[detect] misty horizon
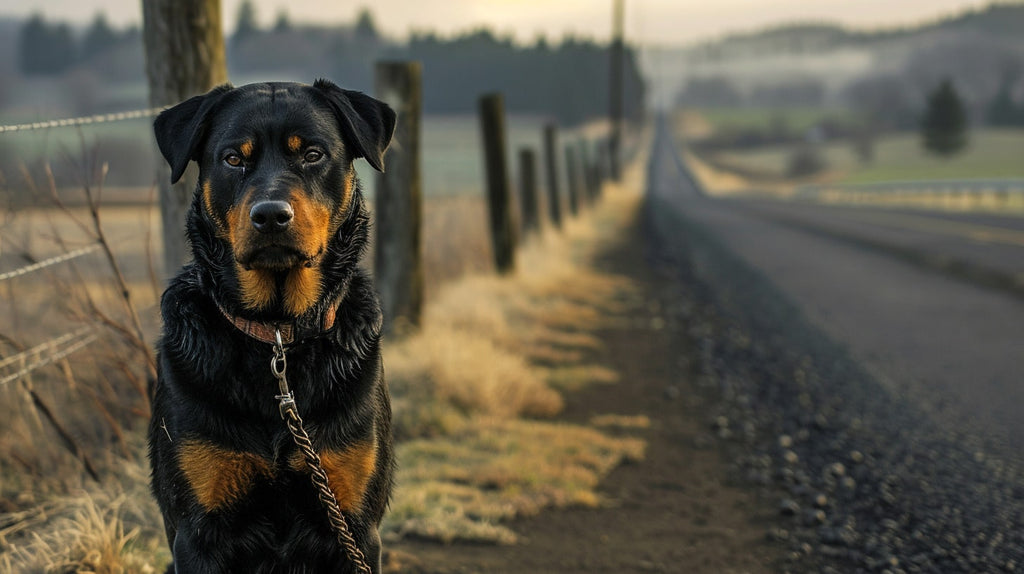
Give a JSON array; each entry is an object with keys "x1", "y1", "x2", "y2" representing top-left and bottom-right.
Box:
[{"x1": 0, "y1": 0, "x2": 1000, "y2": 47}]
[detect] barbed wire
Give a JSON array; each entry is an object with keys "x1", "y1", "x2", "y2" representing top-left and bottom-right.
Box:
[
  {"x1": 0, "y1": 244, "x2": 101, "y2": 283},
  {"x1": 0, "y1": 326, "x2": 93, "y2": 371},
  {"x1": 0, "y1": 327, "x2": 98, "y2": 386},
  {"x1": 0, "y1": 107, "x2": 165, "y2": 134}
]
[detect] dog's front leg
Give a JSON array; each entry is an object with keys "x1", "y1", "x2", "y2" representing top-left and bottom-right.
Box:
[
  {"x1": 170, "y1": 526, "x2": 223, "y2": 574},
  {"x1": 366, "y1": 527, "x2": 383, "y2": 574}
]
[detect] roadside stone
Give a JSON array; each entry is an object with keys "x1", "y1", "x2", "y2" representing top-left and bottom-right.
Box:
[{"x1": 779, "y1": 499, "x2": 800, "y2": 516}]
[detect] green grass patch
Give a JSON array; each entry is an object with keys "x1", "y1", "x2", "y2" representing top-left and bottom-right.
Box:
[
  {"x1": 712, "y1": 129, "x2": 1024, "y2": 184},
  {"x1": 696, "y1": 106, "x2": 863, "y2": 134}
]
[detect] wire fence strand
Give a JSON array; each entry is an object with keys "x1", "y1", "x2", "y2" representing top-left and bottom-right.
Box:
[
  {"x1": 0, "y1": 244, "x2": 102, "y2": 283},
  {"x1": 0, "y1": 327, "x2": 98, "y2": 387},
  {"x1": 0, "y1": 107, "x2": 164, "y2": 134}
]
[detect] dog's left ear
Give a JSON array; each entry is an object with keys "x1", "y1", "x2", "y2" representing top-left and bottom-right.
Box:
[
  {"x1": 154, "y1": 84, "x2": 234, "y2": 184},
  {"x1": 313, "y1": 79, "x2": 396, "y2": 173}
]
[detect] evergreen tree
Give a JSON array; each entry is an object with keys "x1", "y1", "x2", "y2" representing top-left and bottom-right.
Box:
[
  {"x1": 986, "y1": 78, "x2": 1024, "y2": 127},
  {"x1": 273, "y1": 10, "x2": 291, "y2": 33},
  {"x1": 921, "y1": 78, "x2": 969, "y2": 157},
  {"x1": 234, "y1": 1, "x2": 258, "y2": 46},
  {"x1": 82, "y1": 12, "x2": 118, "y2": 61},
  {"x1": 18, "y1": 14, "x2": 77, "y2": 75},
  {"x1": 354, "y1": 9, "x2": 379, "y2": 42}
]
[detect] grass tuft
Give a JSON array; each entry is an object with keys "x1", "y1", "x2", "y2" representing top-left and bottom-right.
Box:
[{"x1": 384, "y1": 418, "x2": 645, "y2": 544}]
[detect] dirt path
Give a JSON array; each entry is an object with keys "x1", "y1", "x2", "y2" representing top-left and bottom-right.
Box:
[{"x1": 386, "y1": 212, "x2": 782, "y2": 573}]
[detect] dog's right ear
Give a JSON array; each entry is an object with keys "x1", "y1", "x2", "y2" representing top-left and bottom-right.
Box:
[{"x1": 153, "y1": 84, "x2": 234, "y2": 184}]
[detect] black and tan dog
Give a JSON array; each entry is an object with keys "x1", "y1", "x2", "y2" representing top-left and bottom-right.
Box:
[{"x1": 148, "y1": 80, "x2": 395, "y2": 573}]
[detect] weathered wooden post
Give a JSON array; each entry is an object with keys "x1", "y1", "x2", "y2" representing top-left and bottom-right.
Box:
[
  {"x1": 142, "y1": 0, "x2": 228, "y2": 275},
  {"x1": 564, "y1": 145, "x2": 581, "y2": 217},
  {"x1": 375, "y1": 61, "x2": 424, "y2": 334},
  {"x1": 580, "y1": 140, "x2": 596, "y2": 203},
  {"x1": 478, "y1": 93, "x2": 516, "y2": 274},
  {"x1": 609, "y1": 0, "x2": 625, "y2": 181},
  {"x1": 517, "y1": 148, "x2": 541, "y2": 237},
  {"x1": 543, "y1": 124, "x2": 563, "y2": 229}
]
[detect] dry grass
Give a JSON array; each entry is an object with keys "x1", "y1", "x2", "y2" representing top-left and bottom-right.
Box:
[
  {"x1": 384, "y1": 418, "x2": 645, "y2": 544},
  {"x1": 590, "y1": 414, "x2": 652, "y2": 430},
  {"x1": 381, "y1": 150, "x2": 653, "y2": 544},
  {"x1": 0, "y1": 455, "x2": 164, "y2": 574}
]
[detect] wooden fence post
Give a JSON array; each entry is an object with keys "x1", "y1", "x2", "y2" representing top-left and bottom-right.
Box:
[
  {"x1": 375, "y1": 61, "x2": 423, "y2": 334},
  {"x1": 518, "y1": 148, "x2": 540, "y2": 237},
  {"x1": 565, "y1": 145, "x2": 581, "y2": 217},
  {"x1": 543, "y1": 124, "x2": 563, "y2": 229},
  {"x1": 580, "y1": 140, "x2": 596, "y2": 204},
  {"x1": 609, "y1": 0, "x2": 625, "y2": 182},
  {"x1": 142, "y1": 0, "x2": 228, "y2": 276},
  {"x1": 478, "y1": 93, "x2": 516, "y2": 274}
]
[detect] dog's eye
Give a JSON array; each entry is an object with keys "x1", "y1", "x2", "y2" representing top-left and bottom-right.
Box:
[
  {"x1": 303, "y1": 150, "x2": 324, "y2": 163},
  {"x1": 224, "y1": 154, "x2": 243, "y2": 167}
]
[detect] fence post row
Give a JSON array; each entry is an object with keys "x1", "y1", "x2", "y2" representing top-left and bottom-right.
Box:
[
  {"x1": 518, "y1": 148, "x2": 541, "y2": 238},
  {"x1": 375, "y1": 61, "x2": 424, "y2": 334},
  {"x1": 478, "y1": 93, "x2": 517, "y2": 274},
  {"x1": 142, "y1": 0, "x2": 228, "y2": 277},
  {"x1": 542, "y1": 124, "x2": 563, "y2": 230}
]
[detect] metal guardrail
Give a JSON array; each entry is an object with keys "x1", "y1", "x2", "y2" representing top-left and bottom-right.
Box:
[
  {"x1": 796, "y1": 179, "x2": 1024, "y2": 199},
  {"x1": 794, "y1": 179, "x2": 1024, "y2": 211}
]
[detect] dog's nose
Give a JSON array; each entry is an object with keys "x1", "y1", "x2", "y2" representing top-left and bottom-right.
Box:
[{"x1": 250, "y1": 201, "x2": 294, "y2": 234}]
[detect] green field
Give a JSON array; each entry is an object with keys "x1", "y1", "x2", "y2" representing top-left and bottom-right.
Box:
[
  {"x1": 695, "y1": 106, "x2": 863, "y2": 134},
  {"x1": 712, "y1": 129, "x2": 1024, "y2": 184},
  {"x1": 0, "y1": 113, "x2": 565, "y2": 198}
]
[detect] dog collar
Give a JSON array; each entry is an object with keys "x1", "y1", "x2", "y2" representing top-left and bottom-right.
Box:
[{"x1": 217, "y1": 295, "x2": 343, "y2": 346}]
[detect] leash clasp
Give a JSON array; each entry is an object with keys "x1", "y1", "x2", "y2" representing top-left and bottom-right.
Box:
[{"x1": 271, "y1": 328, "x2": 297, "y2": 421}]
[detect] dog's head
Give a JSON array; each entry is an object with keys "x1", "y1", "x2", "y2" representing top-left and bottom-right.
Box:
[{"x1": 154, "y1": 80, "x2": 395, "y2": 318}]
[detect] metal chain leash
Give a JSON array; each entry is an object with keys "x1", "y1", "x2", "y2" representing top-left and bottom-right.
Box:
[{"x1": 271, "y1": 330, "x2": 373, "y2": 574}]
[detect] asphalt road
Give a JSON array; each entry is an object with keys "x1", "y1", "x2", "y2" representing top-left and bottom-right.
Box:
[{"x1": 651, "y1": 119, "x2": 1024, "y2": 459}]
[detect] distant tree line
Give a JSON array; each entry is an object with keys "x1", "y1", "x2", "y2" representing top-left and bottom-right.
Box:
[
  {"x1": 686, "y1": 3, "x2": 1024, "y2": 62},
  {"x1": 14, "y1": 4, "x2": 645, "y2": 127},
  {"x1": 17, "y1": 13, "x2": 138, "y2": 76},
  {"x1": 227, "y1": 2, "x2": 645, "y2": 126}
]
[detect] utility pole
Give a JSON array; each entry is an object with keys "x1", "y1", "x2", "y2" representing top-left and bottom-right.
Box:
[
  {"x1": 609, "y1": 0, "x2": 625, "y2": 182},
  {"x1": 142, "y1": 0, "x2": 228, "y2": 276}
]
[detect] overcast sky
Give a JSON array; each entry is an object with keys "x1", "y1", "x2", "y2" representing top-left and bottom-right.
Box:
[{"x1": 0, "y1": 0, "x2": 998, "y2": 46}]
